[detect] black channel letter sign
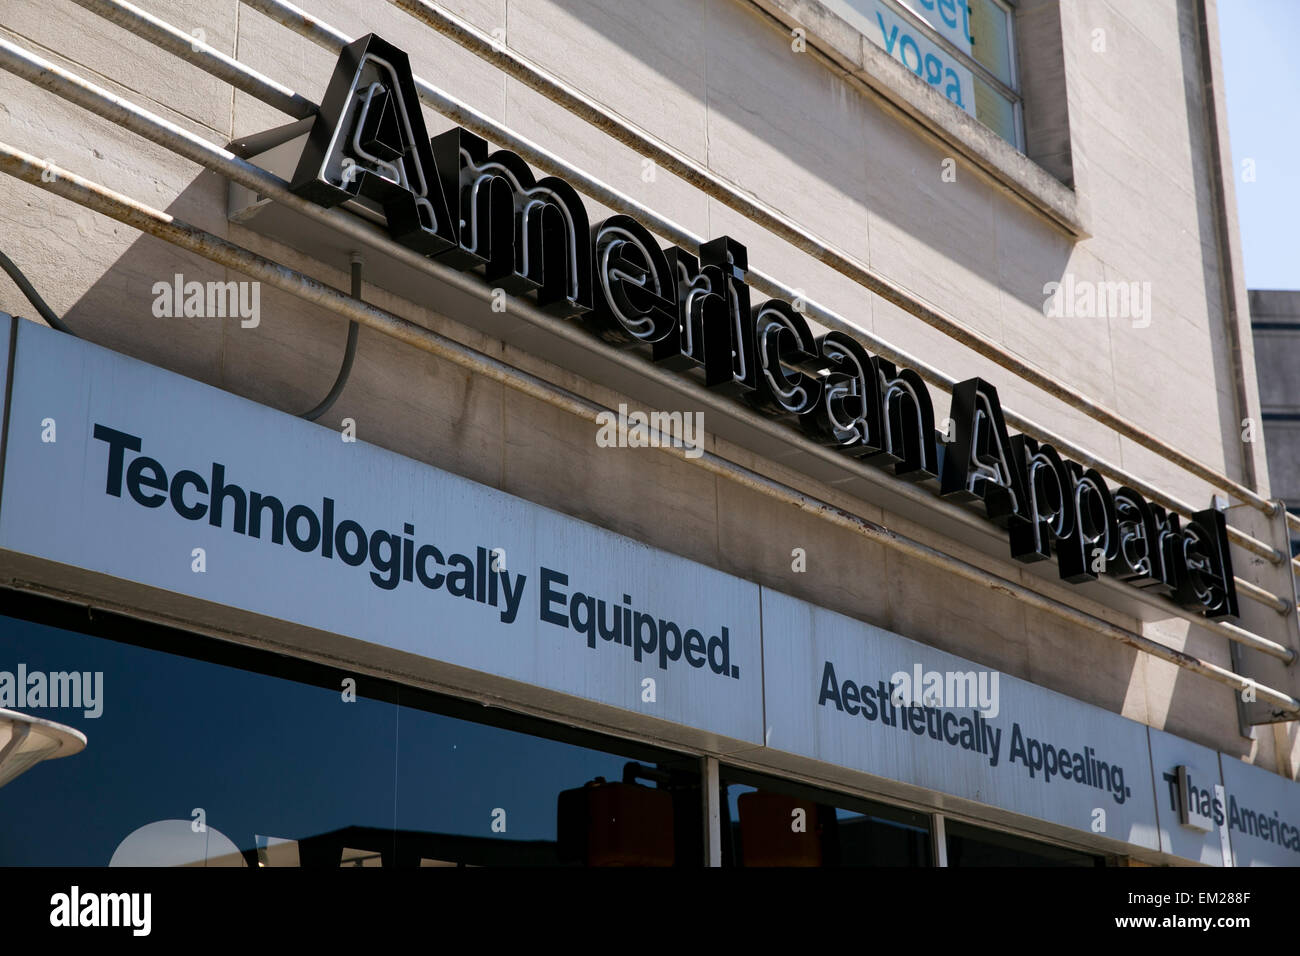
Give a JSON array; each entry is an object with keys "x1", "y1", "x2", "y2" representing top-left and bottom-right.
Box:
[{"x1": 287, "y1": 34, "x2": 1240, "y2": 624}]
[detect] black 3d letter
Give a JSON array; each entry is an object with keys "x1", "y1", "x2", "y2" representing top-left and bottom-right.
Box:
[
  {"x1": 1177, "y1": 507, "x2": 1239, "y2": 620},
  {"x1": 1110, "y1": 487, "x2": 1160, "y2": 585},
  {"x1": 801, "y1": 331, "x2": 886, "y2": 456},
  {"x1": 654, "y1": 237, "x2": 757, "y2": 397},
  {"x1": 1055, "y1": 462, "x2": 1118, "y2": 583},
  {"x1": 747, "y1": 300, "x2": 822, "y2": 418},
  {"x1": 1007, "y1": 435, "x2": 1073, "y2": 563},
  {"x1": 431, "y1": 128, "x2": 592, "y2": 317},
  {"x1": 868, "y1": 359, "x2": 938, "y2": 482},
  {"x1": 587, "y1": 215, "x2": 676, "y2": 347},
  {"x1": 290, "y1": 34, "x2": 456, "y2": 256},
  {"x1": 1137, "y1": 505, "x2": 1187, "y2": 598},
  {"x1": 940, "y1": 378, "x2": 1029, "y2": 525}
]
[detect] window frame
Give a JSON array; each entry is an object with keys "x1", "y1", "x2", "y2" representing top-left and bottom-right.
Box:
[{"x1": 840, "y1": 0, "x2": 1026, "y2": 150}]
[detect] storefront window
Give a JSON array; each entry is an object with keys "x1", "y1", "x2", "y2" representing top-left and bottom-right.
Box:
[
  {"x1": 0, "y1": 598, "x2": 700, "y2": 866},
  {"x1": 0, "y1": 594, "x2": 1123, "y2": 868},
  {"x1": 719, "y1": 767, "x2": 932, "y2": 866},
  {"x1": 945, "y1": 820, "x2": 1106, "y2": 867}
]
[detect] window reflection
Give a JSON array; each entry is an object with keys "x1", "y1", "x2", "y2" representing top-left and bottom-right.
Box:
[
  {"x1": 0, "y1": 601, "x2": 700, "y2": 867},
  {"x1": 721, "y1": 768, "x2": 932, "y2": 866},
  {"x1": 945, "y1": 820, "x2": 1106, "y2": 867}
]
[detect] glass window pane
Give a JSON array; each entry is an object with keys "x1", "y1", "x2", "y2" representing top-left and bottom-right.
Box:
[
  {"x1": 897, "y1": 0, "x2": 1015, "y2": 87},
  {"x1": 0, "y1": 607, "x2": 701, "y2": 867},
  {"x1": 967, "y1": 0, "x2": 1014, "y2": 87},
  {"x1": 973, "y1": 74, "x2": 1018, "y2": 145},
  {"x1": 720, "y1": 767, "x2": 932, "y2": 866},
  {"x1": 945, "y1": 820, "x2": 1107, "y2": 867},
  {"x1": 0, "y1": 615, "x2": 399, "y2": 867},
  {"x1": 393, "y1": 702, "x2": 702, "y2": 866},
  {"x1": 823, "y1": 0, "x2": 1020, "y2": 147},
  {"x1": 855, "y1": 0, "x2": 978, "y2": 113}
]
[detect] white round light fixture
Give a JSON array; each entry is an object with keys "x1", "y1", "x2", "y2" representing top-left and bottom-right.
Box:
[{"x1": 0, "y1": 707, "x2": 87, "y2": 788}]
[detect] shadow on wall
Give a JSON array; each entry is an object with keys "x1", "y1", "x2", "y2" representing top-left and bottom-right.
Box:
[
  {"x1": 31, "y1": 172, "x2": 362, "y2": 424},
  {"x1": 539, "y1": 0, "x2": 1076, "y2": 321},
  {"x1": 540, "y1": 0, "x2": 1251, "y2": 467}
]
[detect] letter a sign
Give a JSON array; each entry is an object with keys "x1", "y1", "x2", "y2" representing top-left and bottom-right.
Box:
[{"x1": 291, "y1": 33, "x2": 457, "y2": 256}]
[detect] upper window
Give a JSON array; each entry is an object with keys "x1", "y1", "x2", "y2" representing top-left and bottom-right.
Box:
[{"x1": 823, "y1": 0, "x2": 1023, "y2": 149}]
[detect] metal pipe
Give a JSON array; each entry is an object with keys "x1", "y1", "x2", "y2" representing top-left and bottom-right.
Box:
[
  {"x1": 0, "y1": 38, "x2": 1289, "y2": 639},
  {"x1": 376, "y1": 0, "x2": 1277, "y2": 518},
  {"x1": 0, "y1": 250, "x2": 75, "y2": 335},
  {"x1": 4, "y1": 144, "x2": 1296, "y2": 700},
  {"x1": 69, "y1": 2, "x2": 1287, "y2": 565},
  {"x1": 299, "y1": 253, "x2": 361, "y2": 420},
  {"x1": 1219, "y1": 621, "x2": 1293, "y2": 662},
  {"x1": 1235, "y1": 576, "x2": 1292, "y2": 615}
]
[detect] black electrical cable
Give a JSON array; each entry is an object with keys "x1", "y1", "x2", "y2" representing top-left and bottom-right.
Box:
[
  {"x1": 0, "y1": 250, "x2": 76, "y2": 335},
  {"x1": 301, "y1": 255, "x2": 362, "y2": 421},
  {"x1": 3, "y1": 245, "x2": 360, "y2": 417}
]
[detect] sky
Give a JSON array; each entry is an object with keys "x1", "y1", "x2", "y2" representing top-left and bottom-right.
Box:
[{"x1": 1217, "y1": 0, "x2": 1300, "y2": 291}]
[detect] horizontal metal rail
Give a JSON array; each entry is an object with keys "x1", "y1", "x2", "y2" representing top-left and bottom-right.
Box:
[
  {"x1": 4, "y1": 143, "x2": 1294, "y2": 713},
  {"x1": 1288, "y1": 510, "x2": 1300, "y2": 575},
  {"x1": 368, "y1": 0, "x2": 1277, "y2": 518},
  {"x1": 1232, "y1": 574, "x2": 1294, "y2": 613},
  {"x1": 1236, "y1": 576, "x2": 1292, "y2": 615},
  {"x1": 1283, "y1": 515, "x2": 1298, "y2": 611},
  {"x1": 226, "y1": 0, "x2": 1285, "y2": 566},
  {"x1": 1, "y1": 34, "x2": 1293, "y2": 646}
]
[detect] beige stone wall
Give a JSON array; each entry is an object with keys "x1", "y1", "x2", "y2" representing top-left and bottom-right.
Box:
[{"x1": 0, "y1": 0, "x2": 1290, "y2": 778}]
